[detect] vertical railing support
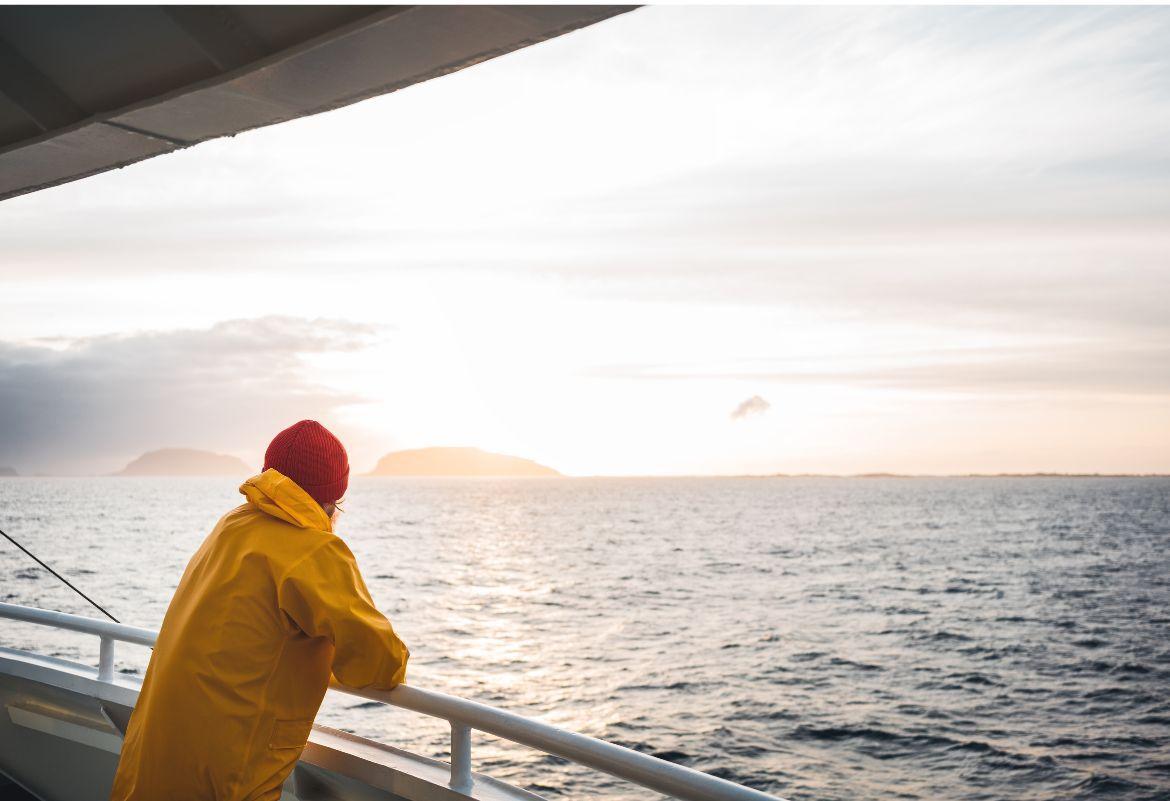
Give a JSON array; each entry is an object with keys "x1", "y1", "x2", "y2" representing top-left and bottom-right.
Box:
[
  {"x1": 98, "y1": 636, "x2": 115, "y2": 682},
  {"x1": 449, "y1": 721, "x2": 472, "y2": 792}
]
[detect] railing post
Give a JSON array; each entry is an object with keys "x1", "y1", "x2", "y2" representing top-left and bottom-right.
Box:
[
  {"x1": 449, "y1": 721, "x2": 472, "y2": 792},
  {"x1": 98, "y1": 636, "x2": 115, "y2": 682}
]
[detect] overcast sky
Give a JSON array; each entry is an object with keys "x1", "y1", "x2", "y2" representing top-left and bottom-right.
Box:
[{"x1": 2, "y1": 6, "x2": 1168, "y2": 476}]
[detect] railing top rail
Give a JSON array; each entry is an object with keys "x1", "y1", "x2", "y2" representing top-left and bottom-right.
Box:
[
  {"x1": 0, "y1": 600, "x2": 156, "y2": 646},
  {"x1": 0, "y1": 601, "x2": 784, "y2": 801},
  {"x1": 345, "y1": 682, "x2": 781, "y2": 801}
]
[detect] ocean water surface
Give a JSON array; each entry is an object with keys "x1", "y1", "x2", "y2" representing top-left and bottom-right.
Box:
[{"x1": 1, "y1": 476, "x2": 1168, "y2": 800}]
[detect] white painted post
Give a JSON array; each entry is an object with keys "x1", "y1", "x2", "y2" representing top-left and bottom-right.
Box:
[
  {"x1": 450, "y1": 721, "x2": 472, "y2": 792},
  {"x1": 98, "y1": 636, "x2": 114, "y2": 682}
]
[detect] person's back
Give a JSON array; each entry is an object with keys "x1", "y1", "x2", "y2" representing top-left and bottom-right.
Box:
[{"x1": 111, "y1": 421, "x2": 408, "y2": 801}]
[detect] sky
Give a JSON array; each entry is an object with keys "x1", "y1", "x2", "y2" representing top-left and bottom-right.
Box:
[{"x1": 1, "y1": 6, "x2": 1169, "y2": 476}]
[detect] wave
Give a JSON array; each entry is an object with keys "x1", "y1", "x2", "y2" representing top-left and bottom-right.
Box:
[{"x1": 1074, "y1": 773, "x2": 1152, "y2": 797}]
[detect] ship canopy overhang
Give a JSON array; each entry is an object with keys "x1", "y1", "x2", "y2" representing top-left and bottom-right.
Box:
[{"x1": 0, "y1": 5, "x2": 631, "y2": 202}]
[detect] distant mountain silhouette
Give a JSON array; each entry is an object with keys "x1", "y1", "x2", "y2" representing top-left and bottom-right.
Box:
[
  {"x1": 116, "y1": 448, "x2": 252, "y2": 476},
  {"x1": 368, "y1": 447, "x2": 560, "y2": 477},
  {"x1": 0, "y1": 466, "x2": 17, "y2": 477}
]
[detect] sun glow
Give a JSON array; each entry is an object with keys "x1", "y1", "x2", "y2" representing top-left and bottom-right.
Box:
[{"x1": 2, "y1": 7, "x2": 1169, "y2": 476}]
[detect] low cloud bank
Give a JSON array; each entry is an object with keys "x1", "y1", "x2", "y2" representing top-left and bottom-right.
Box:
[
  {"x1": 0, "y1": 316, "x2": 375, "y2": 475},
  {"x1": 594, "y1": 343, "x2": 1170, "y2": 397}
]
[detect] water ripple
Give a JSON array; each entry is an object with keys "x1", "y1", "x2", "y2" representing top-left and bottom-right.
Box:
[{"x1": 1, "y1": 475, "x2": 1167, "y2": 800}]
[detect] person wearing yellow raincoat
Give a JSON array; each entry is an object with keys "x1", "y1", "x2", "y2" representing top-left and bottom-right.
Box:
[{"x1": 111, "y1": 420, "x2": 408, "y2": 801}]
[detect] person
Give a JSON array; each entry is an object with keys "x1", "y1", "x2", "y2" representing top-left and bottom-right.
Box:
[{"x1": 110, "y1": 420, "x2": 409, "y2": 801}]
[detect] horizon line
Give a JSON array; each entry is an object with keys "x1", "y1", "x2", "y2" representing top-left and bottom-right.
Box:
[{"x1": 5, "y1": 471, "x2": 1169, "y2": 479}]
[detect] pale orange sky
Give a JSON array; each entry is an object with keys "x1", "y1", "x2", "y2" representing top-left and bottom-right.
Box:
[{"x1": 1, "y1": 7, "x2": 1169, "y2": 476}]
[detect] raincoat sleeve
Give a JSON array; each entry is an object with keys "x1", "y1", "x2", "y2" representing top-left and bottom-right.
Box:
[{"x1": 277, "y1": 537, "x2": 409, "y2": 690}]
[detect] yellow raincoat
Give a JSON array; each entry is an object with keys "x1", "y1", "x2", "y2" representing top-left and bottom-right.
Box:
[{"x1": 110, "y1": 469, "x2": 409, "y2": 801}]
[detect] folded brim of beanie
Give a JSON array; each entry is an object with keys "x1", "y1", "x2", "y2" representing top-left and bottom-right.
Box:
[{"x1": 299, "y1": 467, "x2": 349, "y2": 508}]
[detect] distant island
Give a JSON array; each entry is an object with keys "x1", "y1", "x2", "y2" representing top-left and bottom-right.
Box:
[
  {"x1": 368, "y1": 447, "x2": 560, "y2": 477},
  {"x1": 0, "y1": 467, "x2": 17, "y2": 477},
  {"x1": 116, "y1": 448, "x2": 252, "y2": 476}
]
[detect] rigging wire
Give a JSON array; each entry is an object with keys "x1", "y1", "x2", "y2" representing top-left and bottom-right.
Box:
[{"x1": 0, "y1": 526, "x2": 121, "y2": 623}]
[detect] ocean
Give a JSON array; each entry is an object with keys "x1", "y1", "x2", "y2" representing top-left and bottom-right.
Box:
[{"x1": 1, "y1": 476, "x2": 1168, "y2": 801}]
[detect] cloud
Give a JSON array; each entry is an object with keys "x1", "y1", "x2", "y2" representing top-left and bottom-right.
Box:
[
  {"x1": 731, "y1": 395, "x2": 771, "y2": 420},
  {"x1": 0, "y1": 317, "x2": 379, "y2": 474},
  {"x1": 4, "y1": 6, "x2": 1169, "y2": 288},
  {"x1": 594, "y1": 343, "x2": 1170, "y2": 397}
]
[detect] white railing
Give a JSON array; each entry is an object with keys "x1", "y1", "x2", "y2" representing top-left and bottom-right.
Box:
[{"x1": 0, "y1": 602, "x2": 783, "y2": 801}]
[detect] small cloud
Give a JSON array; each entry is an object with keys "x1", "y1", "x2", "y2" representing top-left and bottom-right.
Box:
[{"x1": 731, "y1": 395, "x2": 771, "y2": 421}]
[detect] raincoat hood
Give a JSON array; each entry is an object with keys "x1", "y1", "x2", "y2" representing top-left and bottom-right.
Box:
[{"x1": 240, "y1": 468, "x2": 332, "y2": 532}]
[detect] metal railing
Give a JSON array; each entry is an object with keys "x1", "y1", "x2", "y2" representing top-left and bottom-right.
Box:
[{"x1": 0, "y1": 602, "x2": 782, "y2": 801}]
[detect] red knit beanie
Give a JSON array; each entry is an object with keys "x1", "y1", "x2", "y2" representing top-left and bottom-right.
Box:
[{"x1": 263, "y1": 420, "x2": 349, "y2": 508}]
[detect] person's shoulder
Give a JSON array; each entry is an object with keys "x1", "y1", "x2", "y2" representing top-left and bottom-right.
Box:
[
  {"x1": 219, "y1": 502, "x2": 255, "y2": 526},
  {"x1": 219, "y1": 505, "x2": 336, "y2": 560},
  {"x1": 218, "y1": 503, "x2": 286, "y2": 536},
  {"x1": 299, "y1": 529, "x2": 353, "y2": 560},
  {"x1": 279, "y1": 530, "x2": 361, "y2": 583}
]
